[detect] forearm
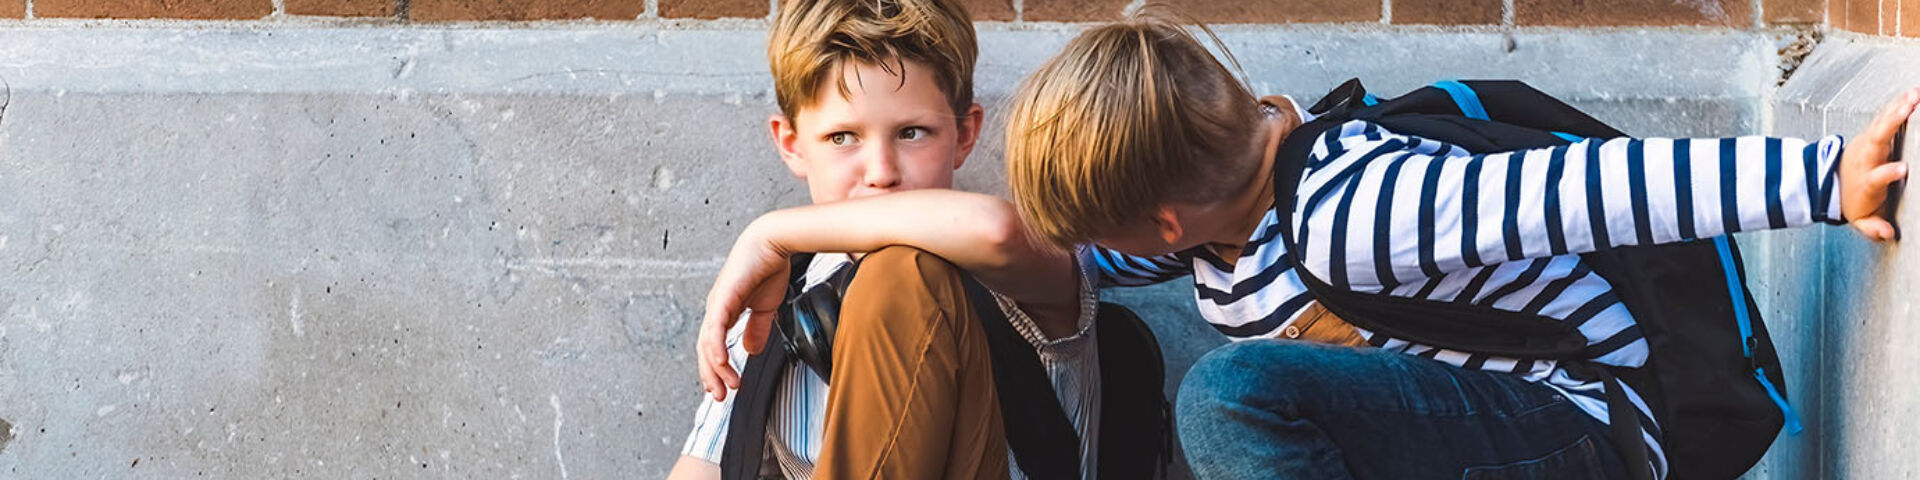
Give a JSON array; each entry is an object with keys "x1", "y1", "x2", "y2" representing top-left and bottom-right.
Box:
[
  {"x1": 745, "y1": 189, "x2": 1082, "y2": 328},
  {"x1": 749, "y1": 189, "x2": 1032, "y2": 271},
  {"x1": 1299, "y1": 131, "x2": 1845, "y2": 290}
]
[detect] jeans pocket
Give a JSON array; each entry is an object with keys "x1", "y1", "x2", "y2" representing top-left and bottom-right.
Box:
[{"x1": 1460, "y1": 434, "x2": 1609, "y2": 480}]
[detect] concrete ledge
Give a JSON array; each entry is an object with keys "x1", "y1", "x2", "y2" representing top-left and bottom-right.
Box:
[{"x1": 1744, "y1": 34, "x2": 1920, "y2": 480}]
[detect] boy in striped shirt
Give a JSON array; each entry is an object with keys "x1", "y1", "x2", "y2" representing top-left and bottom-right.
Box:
[
  {"x1": 698, "y1": 11, "x2": 1918, "y2": 480},
  {"x1": 1002, "y1": 15, "x2": 1915, "y2": 480}
]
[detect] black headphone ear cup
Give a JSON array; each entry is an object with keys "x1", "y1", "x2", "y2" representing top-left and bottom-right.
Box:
[
  {"x1": 782, "y1": 259, "x2": 862, "y2": 382},
  {"x1": 795, "y1": 289, "x2": 837, "y2": 380}
]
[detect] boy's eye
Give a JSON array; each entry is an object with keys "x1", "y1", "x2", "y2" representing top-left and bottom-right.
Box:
[
  {"x1": 898, "y1": 127, "x2": 928, "y2": 141},
  {"x1": 828, "y1": 132, "x2": 854, "y2": 146}
]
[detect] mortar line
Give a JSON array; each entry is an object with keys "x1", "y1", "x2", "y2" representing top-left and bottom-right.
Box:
[
  {"x1": 396, "y1": 0, "x2": 409, "y2": 22},
  {"x1": 1381, "y1": 0, "x2": 1391, "y2": 24},
  {"x1": 271, "y1": 0, "x2": 285, "y2": 18},
  {"x1": 643, "y1": 0, "x2": 657, "y2": 19},
  {"x1": 1501, "y1": 0, "x2": 1515, "y2": 27},
  {"x1": 1750, "y1": 0, "x2": 1762, "y2": 29},
  {"x1": 22, "y1": 0, "x2": 30, "y2": 20}
]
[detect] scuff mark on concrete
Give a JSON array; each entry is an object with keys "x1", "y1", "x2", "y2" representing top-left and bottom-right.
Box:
[
  {"x1": 550, "y1": 394, "x2": 568, "y2": 480},
  {"x1": 289, "y1": 286, "x2": 305, "y2": 337}
]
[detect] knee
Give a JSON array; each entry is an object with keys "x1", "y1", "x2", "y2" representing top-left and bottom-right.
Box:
[
  {"x1": 1176, "y1": 341, "x2": 1341, "y2": 423},
  {"x1": 847, "y1": 245, "x2": 967, "y2": 302},
  {"x1": 837, "y1": 246, "x2": 970, "y2": 332}
]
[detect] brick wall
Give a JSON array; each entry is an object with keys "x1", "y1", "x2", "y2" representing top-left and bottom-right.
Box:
[{"x1": 0, "y1": 0, "x2": 1903, "y2": 34}]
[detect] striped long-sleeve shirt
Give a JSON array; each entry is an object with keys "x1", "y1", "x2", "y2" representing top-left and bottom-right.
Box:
[{"x1": 1089, "y1": 118, "x2": 1847, "y2": 479}]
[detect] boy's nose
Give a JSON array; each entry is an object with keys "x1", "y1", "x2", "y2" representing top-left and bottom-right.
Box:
[{"x1": 862, "y1": 144, "x2": 903, "y2": 190}]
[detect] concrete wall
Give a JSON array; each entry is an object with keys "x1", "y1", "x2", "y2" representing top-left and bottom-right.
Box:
[
  {"x1": 0, "y1": 23, "x2": 1864, "y2": 478},
  {"x1": 1740, "y1": 36, "x2": 1920, "y2": 480}
]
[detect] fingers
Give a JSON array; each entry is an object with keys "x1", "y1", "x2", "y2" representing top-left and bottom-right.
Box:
[
  {"x1": 741, "y1": 310, "x2": 775, "y2": 356},
  {"x1": 1854, "y1": 161, "x2": 1911, "y2": 206},
  {"x1": 697, "y1": 309, "x2": 736, "y2": 401},
  {"x1": 1869, "y1": 162, "x2": 1910, "y2": 193},
  {"x1": 1865, "y1": 88, "x2": 1920, "y2": 144},
  {"x1": 1853, "y1": 217, "x2": 1899, "y2": 242}
]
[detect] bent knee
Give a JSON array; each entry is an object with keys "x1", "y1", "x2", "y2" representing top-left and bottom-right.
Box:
[
  {"x1": 834, "y1": 246, "x2": 974, "y2": 334},
  {"x1": 1177, "y1": 340, "x2": 1345, "y2": 415},
  {"x1": 844, "y1": 246, "x2": 968, "y2": 310}
]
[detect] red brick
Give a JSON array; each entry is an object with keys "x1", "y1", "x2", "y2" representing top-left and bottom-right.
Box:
[
  {"x1": 1395, "y1": 0, "x2": 1503, "y2": 24},
  {"x1": 960, "y1": 0, "x2": 1014, "y2": 21},
  {"x1": 286, "y1": 0, "x2": 394, "y2": 17},
  {"x1": 1764, "y1": 0, "x2": 1824, "y2": 23},
  {"x1": 659, "y1": 0, "x2": 764, "y2": 19},
  {"x1": 1170, "y1": 0, "x2": 1380, "y2": 24},
  {"x1": 409, "y1": 0, "x2": 642, "y2": 21},
  {"x1": 36, "y1": 0, "x2": 271, "y2": 19},
  {"x1": 1884, "y1": 0, "x2": 1900, "y2": 33},
  {"x1": 0, "y1": 1, "x2": 21, "y2": 18},
  {"x1": 1022, "y1": 0, "x2": 1129, "y2": 22},
  {"x1": 1839, "y1": 0, "x2": 1880, "y2": 33},
  {"x1": 1515, "y1": 0, "x2": 1751, "y2": 27}
]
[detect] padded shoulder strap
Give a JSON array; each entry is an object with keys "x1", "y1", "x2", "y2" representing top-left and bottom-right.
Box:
[
  {"x1": 959, "y1": 275, "x2": 1082, "y2": 479},
  {"x1": 718, "y1": 253, "x2": 816, "y2": 480},
  {"x1": 1095, "y1": 303, "x2": 1172, "y2": 480}
]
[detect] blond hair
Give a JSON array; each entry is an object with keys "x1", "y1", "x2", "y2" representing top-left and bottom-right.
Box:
[
  {"x1": 1004, "y1": 11, "x2": 1263, "y2": 246},
  {"x1": 768, "y1": 0, "x2": 978, "y2": 123}
]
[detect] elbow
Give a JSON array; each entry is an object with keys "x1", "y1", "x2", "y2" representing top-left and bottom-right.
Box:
[{"x1": 972, "y1": 198, "x2": 1029, "y2": 271}]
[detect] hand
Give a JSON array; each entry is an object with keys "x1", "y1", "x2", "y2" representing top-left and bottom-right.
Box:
[
  {"x1": 695, "y1": 222, "x2": 794, "y2": 401},
  {"x1": 1841, "y1": 87, "x2": 1920, "y2": 242}
]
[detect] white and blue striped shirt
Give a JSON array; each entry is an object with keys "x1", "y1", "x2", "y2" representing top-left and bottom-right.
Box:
[
  {"x1": 683, "y1": 253, "x2": 1105, "y2": 479},
  {"x1": 1090, "y1": 118, "x2": 1846, "y2": 479}
]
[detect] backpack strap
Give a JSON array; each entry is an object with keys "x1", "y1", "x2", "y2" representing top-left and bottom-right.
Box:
[
  {"x1": 1095, "y1": 303, "x2": 1173, "y2": 480},
  {"x1": 958, "y1": 275, "x2": 1083, "y2": 479},
  {"x1": 719, "y1": 253, "x2": 815, "y2": 480},
  {"x1": 1713, "y1": 237, "x2": 1804, "y2": 433}
]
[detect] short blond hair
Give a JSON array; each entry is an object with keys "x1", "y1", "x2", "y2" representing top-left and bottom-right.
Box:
[
  {"x1": 1004, "y1": 12, "x2": 1263, "y2": 246},
  {"x1": 768, "y1": 0, "x2": 978, "y2": 123}
]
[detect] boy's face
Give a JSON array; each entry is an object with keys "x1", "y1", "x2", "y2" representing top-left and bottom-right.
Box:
[
  {"x1": 771, "y1": 59, "x2": 984, "y2": 204},
  {"x1": 1091, "y1": 208, "x2": 1202, "y2": 258}
]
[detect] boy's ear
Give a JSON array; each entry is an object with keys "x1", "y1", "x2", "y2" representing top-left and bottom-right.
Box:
[
  {"x1": 951, "y1": 103, "x2": 985, "y2": 171},
  {"x1": 769, "y1": 113, "x2": 808, "y2": 179},
  {"x1": 1150, "y1": 206, "x2": 1186, "y2": 246}
]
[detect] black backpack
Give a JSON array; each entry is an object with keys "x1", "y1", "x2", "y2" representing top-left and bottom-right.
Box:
[
  {"x1": 1271, "y1": 79, "x2": 1801, "y2": 480},
  {"x1": 720, "y1": 253, "x2": 1174, "y2": 479}
]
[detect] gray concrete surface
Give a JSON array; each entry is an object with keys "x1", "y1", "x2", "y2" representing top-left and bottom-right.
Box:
[
  {"x1": 0, "y1": 23, "x2": 1846, "y2": 478},
  {"x1": 1743, "y1": 36, "x2": 1920, "y2": 480}
]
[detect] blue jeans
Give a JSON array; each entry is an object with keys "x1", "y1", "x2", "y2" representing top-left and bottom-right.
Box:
[{"x1": 1176, "y1": 340, "x2": 1630, "y2": 480}]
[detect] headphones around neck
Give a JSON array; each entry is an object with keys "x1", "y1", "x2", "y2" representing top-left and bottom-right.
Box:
[{"x1": 777, "y1": 260, "x2": 860, "y2": 382}]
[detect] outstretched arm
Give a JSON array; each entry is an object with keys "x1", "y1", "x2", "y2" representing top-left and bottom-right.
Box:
[{"x1": 1295, "y1": 88, "x2": 1917, "y2": 292}]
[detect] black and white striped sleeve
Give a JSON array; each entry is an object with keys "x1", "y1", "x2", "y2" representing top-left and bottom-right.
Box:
[
  {"x1": 1081, "y1": 245, "x2": 1192, "y2": 287},
  {"x1": 1294, "y1": 120, "x2": 1847, "y2": 291}
]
